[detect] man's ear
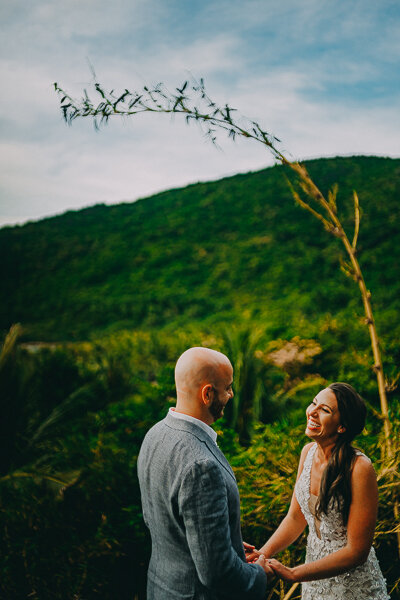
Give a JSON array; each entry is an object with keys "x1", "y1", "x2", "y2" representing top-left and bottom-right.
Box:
[{"x1": 201, "y1": 383, "x2": 213, "y2": 405}]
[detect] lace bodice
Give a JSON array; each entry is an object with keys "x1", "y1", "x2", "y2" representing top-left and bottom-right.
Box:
[{"x1": 294, "y1": 443, "x2": 390, "y2": 599}]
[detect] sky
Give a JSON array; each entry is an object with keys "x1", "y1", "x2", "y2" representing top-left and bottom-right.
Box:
[{"x1": 1, "y1": 0, "x2": 399, "y2": 227}]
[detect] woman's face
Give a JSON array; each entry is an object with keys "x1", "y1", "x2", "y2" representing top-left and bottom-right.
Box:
[{"x1": 305, "y1": 388, "x2": 343, "y2": 442}]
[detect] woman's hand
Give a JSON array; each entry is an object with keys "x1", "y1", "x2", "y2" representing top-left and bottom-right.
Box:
[{"x1": 268, "y1": 559, "x2": 296, "y2": 582}]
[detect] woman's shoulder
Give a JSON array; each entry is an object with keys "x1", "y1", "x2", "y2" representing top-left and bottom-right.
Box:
[
  {"x1": 353, "y1": 447, "x2": 373, "y2": 466},
  {"x1": 352, "y1": 449, "x2": 376, "y2": 480},
  {"x1": 350, "y1": 450, "x2": 378, "y2": 499}
]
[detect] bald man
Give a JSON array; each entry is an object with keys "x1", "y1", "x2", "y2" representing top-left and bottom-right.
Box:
[{"x1": 137, "y1": 347, "x2": 270, "y2": 599}]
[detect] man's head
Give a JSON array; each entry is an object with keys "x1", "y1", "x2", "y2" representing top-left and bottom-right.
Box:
[{"x1": 174, "y1": 347, "x2": 234, "y2": 425}]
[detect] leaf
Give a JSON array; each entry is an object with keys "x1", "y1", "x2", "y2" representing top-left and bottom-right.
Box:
[
  {"x1": 95, "y1": 83, "x2": 105, "y2": 98},
  {"x1": 177, "y1": 81, "x2": 188, "y2": 94}
]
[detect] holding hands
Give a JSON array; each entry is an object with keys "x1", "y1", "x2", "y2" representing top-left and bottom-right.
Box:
[
  {"x1": 243, "y1": 542, "x2": 274, "y2": 576},
  {"x1": 243, "y1": 542, "x2": 295, "y2": 581},
  {"x1": 263, "y1": 558, "x2": 296, "y2": 582}
]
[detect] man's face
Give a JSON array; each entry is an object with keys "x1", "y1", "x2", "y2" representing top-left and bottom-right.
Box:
[{"x1": 208, "y1": 363, "x2": 234, "y2": 422}]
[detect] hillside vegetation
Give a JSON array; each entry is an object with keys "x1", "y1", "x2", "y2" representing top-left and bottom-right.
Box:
[{"x1": 1, "y1": 156, "x2": 399, "y2": 343}]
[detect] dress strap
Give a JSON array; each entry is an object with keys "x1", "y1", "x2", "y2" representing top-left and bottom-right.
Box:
[
  {"x1": 302, "y1": 442, "x2": 317, "y2": 479},
  {"x1": 354, "y1": 448, "x2": 372, "y2": 462}
]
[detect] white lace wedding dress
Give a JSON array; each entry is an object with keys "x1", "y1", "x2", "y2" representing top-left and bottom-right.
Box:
[{"x1": 295, "y1": 443, "x2": 390, "y2": 599}]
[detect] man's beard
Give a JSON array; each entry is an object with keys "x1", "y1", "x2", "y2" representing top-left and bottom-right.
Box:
[{"x1": 209, "y1": 393, "x2": 225, "y2": 421}]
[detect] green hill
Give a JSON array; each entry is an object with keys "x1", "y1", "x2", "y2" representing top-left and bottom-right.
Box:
[{"x1": 1, "y1": 155, "x2": 399, "y2": 346}]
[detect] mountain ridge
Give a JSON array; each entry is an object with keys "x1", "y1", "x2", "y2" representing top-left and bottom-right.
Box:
[{"x1": 1, "y1": 155, "x2": 399, "y2": 343}]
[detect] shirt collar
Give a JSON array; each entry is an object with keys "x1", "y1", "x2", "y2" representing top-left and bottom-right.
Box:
[{"x1": 168, "y1": 407, "x2": 218, "y2": 444}]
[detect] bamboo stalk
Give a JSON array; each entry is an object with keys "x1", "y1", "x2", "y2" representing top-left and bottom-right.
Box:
[
  {"x1": 288, "y1": 162, "x2": 392, "y2": 451},
  {"x1": 282, "y1": 582, "x2": 300, "y2": 600},
  {"x1": 286, "y1": 162, "x2": 399, "y2": 555}
]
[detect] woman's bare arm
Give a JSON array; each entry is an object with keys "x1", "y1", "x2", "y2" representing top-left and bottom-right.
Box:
[{"x1": 269, "y1": 455, "x2": 378, "y2": 581}]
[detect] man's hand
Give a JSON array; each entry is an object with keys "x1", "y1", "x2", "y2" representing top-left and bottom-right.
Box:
[
  {"x1": 255, "y1": 554, "x2": 274, "y2": 576},
  {"x1": 243, "y1": 541, "x2": 261, "y2": 563}
]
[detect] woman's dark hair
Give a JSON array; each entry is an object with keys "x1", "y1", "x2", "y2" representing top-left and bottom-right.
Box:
[{"x1": 316, "y1": 382, "x2": 367, "y2": 525}]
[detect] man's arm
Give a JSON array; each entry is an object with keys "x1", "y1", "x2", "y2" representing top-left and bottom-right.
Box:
[{"x1": 179, "y1": 458, "x2": 268, "y2": 599}]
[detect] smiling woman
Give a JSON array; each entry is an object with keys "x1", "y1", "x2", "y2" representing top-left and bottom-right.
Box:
[
  {"x1": 310, "y1": 383, "x2": 366, "y2": 526},
  {"x1": 247, "y1": 382, "x2": 390, "y2": 600}
]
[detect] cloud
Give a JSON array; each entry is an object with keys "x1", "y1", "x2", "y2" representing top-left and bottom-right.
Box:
[
  {"x1": 229, "y1": 66, "x2": 400, "y2": 159},
  {"x1": 0, "y1": 0, "x2": 399, "y2": 227}
]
